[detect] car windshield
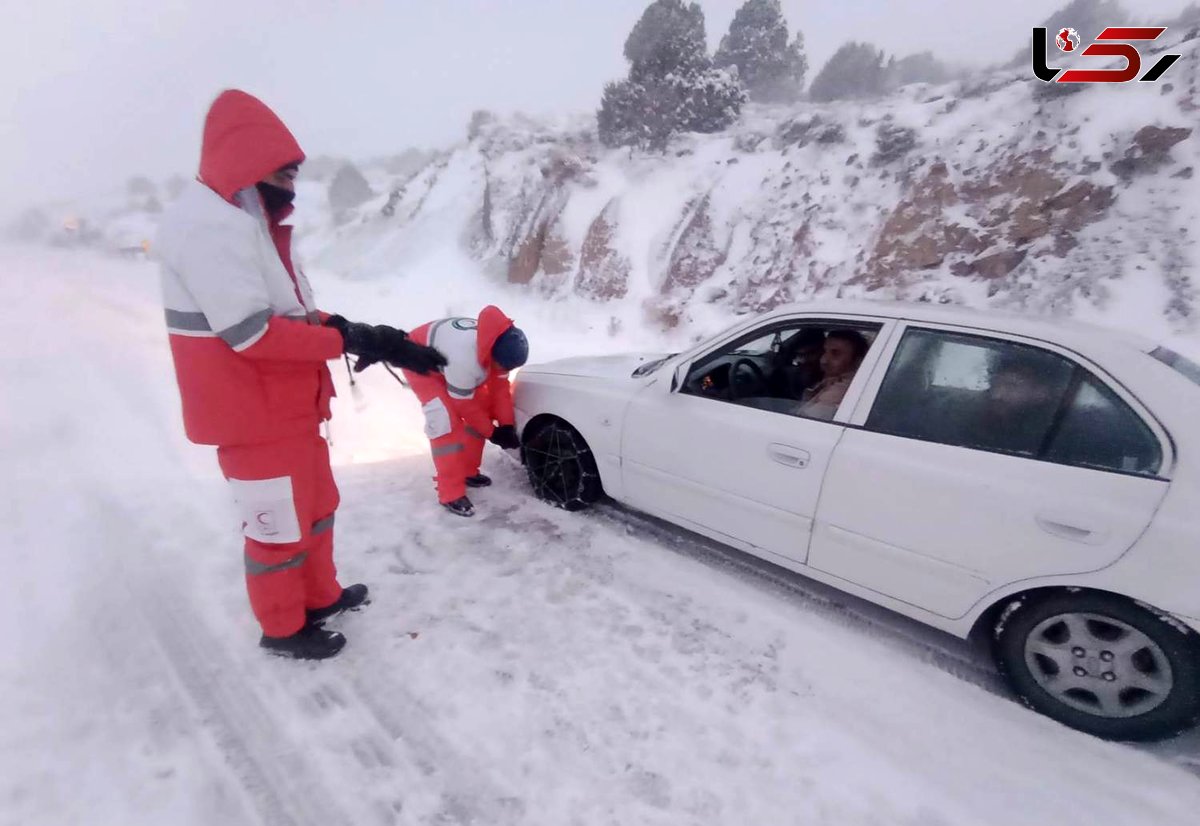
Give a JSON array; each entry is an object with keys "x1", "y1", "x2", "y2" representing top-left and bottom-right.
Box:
[
  {"x1": 730, "y1": 330, "x2": 779, "y2": 356},
  {"x1": 1151, "y1": 346, "x2": 1200, "y2": 387}
]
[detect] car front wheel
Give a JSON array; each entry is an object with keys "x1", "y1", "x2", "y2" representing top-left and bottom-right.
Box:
[
  {"x1": 523, "y1": 420, "x2": 602, "y2": 511},
  {"x1": 994, "y1": 592, "x2": 1200, "y2": 741}
]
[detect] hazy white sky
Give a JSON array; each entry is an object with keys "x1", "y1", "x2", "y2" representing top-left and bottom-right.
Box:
[{"x1": 0, "y1": 0, "x2": 1191, "y2": 218}]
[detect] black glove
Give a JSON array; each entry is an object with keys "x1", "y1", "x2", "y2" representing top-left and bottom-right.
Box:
[
  {"x1": 375, "y1": 325, "x2": 448, "y2": 375},
  {"x1": 489, "y1": 424, "x2": 521, "y2": 450},
  {"x1": 324, "y1": 315, "x2": 381, "y2": 367},
  {"x1": 326, "y1": 317, "x2": 445, "y2": 375}
]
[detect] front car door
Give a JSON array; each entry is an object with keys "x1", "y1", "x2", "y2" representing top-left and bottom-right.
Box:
[
  {"x1": 808, "y1": 324, "x2": 1171, "y2": 619},
  {"x1": 620, "y1": 314, "x2": 894, "y2": 565}
]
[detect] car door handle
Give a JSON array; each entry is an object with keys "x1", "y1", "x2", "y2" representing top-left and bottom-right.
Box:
[
  {"x1": 1035, "y1": 514, "x2": 1108, "y2": 545},
  {"x1": 768, "y1": 443, "x2": 810, "y2": 468}
]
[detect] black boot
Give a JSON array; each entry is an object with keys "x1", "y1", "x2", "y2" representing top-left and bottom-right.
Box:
[
  {"x1": 306, "y1": 584, "x2": 370, "y2": 625},
  {"x1": 465, "y1": 474, "x2": 492, "y2": 488},
  {"x1": 260, "y1": 624, "x2": 346, "y2": 660},
  {"x1": 442, "y1": 496, "x2": 475, "y2": 517}
]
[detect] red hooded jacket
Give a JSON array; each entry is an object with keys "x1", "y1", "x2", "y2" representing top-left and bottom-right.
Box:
[{"x1": 156, "y1": 90, "x2": 343, "y2": 446}]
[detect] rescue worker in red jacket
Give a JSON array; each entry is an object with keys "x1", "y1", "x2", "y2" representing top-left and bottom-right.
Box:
[
  {"x1": 397, "y1": 307, "x2": 528, "y2": 517},
  {"x1": 155, "y1": 89, "x2": 446, "y2": 660}
]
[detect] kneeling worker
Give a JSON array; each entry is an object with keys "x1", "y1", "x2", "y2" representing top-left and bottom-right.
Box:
[{"x1": 399, "y1": 306, "x2": 528, "y2": 516}]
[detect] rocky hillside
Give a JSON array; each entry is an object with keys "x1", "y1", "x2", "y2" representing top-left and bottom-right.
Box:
[{"x1": 312, "y1": 24, "x2": 1200, "y2": 335}]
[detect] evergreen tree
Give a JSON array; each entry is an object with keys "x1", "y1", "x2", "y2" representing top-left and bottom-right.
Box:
[
  {"x1": 597, "y1": 79, "x2": 650, "y2": 148},
  {"x1": 126, "y1": 176, "x2": 157, "y2": 198},
  {"x1": 328, "y1": 163, "x2": 374, "y2": 217},
  {"x1": 597, "y1": 0, "x2": 745, "y2": 150},
  {"x1": 886, "y1": 51, "x2": 951, "y2": 89},
  {"x1": 714, "y1": 0, "x2": 807, "y2": 103},
  {"x1": 164, "y1": 175, "x2": 188, "y2": 201},
  {"x1": 624, "y1": 0, "x2": 709, "y2": 80},
  {"x1": 6, "y1": 208, "x2": 50, "y2": 242},
  {"x1": 808, "y1": 42, "x2": 887, "y2": 102}
]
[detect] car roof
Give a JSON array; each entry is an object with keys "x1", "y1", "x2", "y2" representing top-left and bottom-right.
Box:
[{"x1": 766, "y1": 299, "x2": 1159, "y2": 356}]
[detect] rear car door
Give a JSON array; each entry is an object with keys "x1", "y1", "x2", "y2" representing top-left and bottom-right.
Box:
[{"x1": 808, "y1": 325, "x2": 1171, "y2": 619}]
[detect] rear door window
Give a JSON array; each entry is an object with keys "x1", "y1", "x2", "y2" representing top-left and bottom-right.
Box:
[
  {"x1": 1043, "y1": 374, "x2": 1162, "y2": 475},
  {"x1": 866, "y1": 329, "x2": 1162, "y2": 476}
]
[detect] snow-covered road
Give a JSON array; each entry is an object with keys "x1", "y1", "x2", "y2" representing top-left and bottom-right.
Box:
[{"x1": 2, "y1": 245, "x2": 1198, "y2": 826}]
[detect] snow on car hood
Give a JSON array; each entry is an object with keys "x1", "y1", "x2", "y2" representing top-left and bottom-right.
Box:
[{"x1": 522, "y1": 352, "x2": 673, "y2": 381}]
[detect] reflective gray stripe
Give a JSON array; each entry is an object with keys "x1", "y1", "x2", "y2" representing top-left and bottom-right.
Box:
[
  {"x1": 164, "y1": 309, "x2": 212, "y2": 332},
  {"x1": 220, "y1": 309, "x2": 273, "y2": 350},
  {"x1": 312, "y1": 515, "x2": 335, "y2": 536},
  {"x1": 446, "y1": 382, "x2": 475, "y2": 397},
  {"x1": 307, "y1": 312, "x2": 322, "y2": 325},
  {"x1": 426, "y1": 317, "x2": 452, "y2": 351},
  {"x1": 465, "y1": 426, "x2": 485, "y2": 440},
  {"x1": 431, "y1": 442, "x2": 465, "y2": 457},
  {"x1": 245, "y1": 550, "x2": 307, "y2": 576}
]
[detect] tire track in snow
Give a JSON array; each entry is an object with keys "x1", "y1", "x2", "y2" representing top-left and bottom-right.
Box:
[
  {"x1": 101, "y1": 486, "x2": 527, "y2": 825},
  {"x1": 589, "y1": 500, "x2": 1200, "y2": 774},
  {"x1": 93, "y1": 491, "x2": 352, "y2": 826},
  {"x1": 471, "y1": 483, "x2": 1001, "y2": 691},
  {"x1": 343, "y1": 664, "x2": 527, "y2": 826},
  {"x1": 484, "y1": 456, "x2": 999, "y2": 686},
  {"x1": 351, "y1": 470, "x2": 1200, "y2": 822},
  {"x1": 591, "y1": 502, "x2": 1004, "y2": 689},
  {"x1": 483, "y1": 460, "x2": 1200, "y2": 774}
]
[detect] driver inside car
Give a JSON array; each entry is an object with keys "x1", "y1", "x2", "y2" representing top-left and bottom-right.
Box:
[
  {"x1": 794, "y1": 330, "x2": 869, "y2": 420},
  {"x1": 779, "y1": 328, "x2": 827, "y2": 398}
]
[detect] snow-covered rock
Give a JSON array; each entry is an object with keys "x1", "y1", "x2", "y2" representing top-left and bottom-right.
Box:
[{"x1": 310, "y1": 26, "x2": 1200, "y2": 338}]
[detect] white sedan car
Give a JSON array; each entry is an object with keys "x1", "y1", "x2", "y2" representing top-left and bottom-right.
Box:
[{"x1": 513, "y1": 300, "x2": 1200, "y2": 741}]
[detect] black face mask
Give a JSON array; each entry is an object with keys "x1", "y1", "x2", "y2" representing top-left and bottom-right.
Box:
[{"x1": 256, "y1": 181, "x2": 296, "y2": 214}]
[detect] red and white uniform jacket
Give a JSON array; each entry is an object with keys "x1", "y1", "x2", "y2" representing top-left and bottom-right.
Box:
[
  {"x1": 155, "y1": 90, "x2": 343, "y2": 446},
  {"x1": 409, "y1": 306, "x2": 517, "y2": 437}
]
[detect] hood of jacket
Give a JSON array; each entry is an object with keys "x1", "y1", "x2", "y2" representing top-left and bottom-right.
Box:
[
  {"x1": 198, "y1": 89, "x2": 305, "y2": 203},
  {"x1": 476, "y1": 305, "x2": 514, "y2": 369}
]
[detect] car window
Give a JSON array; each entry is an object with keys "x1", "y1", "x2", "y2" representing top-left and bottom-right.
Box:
[
  {"x1": 1044, "y1": 374, "x2": 1162, "y2": 475},
  {"x1": 866, "y1": 329, "x2": 1161, "y2": 476},
  {"x1": 729, "y1": 330, "x2": 780, "y2": 356},
  {"x1": 682, "y1": 321, "x2": 881, "y2": 423},
  {"x1": 1151, "y1": 346, "x2": 1200, "y2": 387}
]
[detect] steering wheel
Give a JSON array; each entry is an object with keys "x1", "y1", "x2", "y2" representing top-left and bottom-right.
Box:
[{"x1": 729, "y1": 358, "x2": 767, "y2": 400}]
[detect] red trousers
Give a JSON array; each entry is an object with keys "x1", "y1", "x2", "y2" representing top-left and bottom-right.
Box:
[
  {"x1": 404, "y1": 374, "x2": 500, "y2": 503},
  {"x1": 216, "y1": 431, "x2": 343, "y2": 637}
]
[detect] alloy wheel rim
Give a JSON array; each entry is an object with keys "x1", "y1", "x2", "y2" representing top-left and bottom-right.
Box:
[{"x1": 1023, "y1": 612, "x2": 1173, "y2": 719}]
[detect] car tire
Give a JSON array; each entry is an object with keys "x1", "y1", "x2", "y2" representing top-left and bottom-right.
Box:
[
  {"x1": 523, "y1": 420, "x2": 603, "y2": 511},
  {"x1": 994, "y1": 591, "x2": 1200, "y2": 742}
]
